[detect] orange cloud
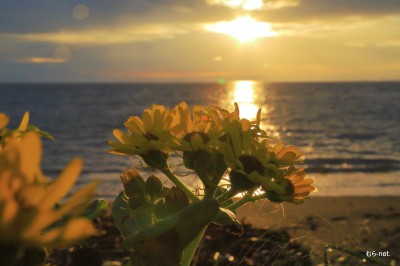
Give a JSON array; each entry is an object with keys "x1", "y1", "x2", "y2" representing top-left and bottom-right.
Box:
[
  {"x1": 18, "y1": 57, "x2": 66, "y2": 64},
  {"x1": 98, "y1": 70, "x2": 231, "y2": 80}
]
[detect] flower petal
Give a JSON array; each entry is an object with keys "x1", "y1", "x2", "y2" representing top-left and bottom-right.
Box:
[{"x1": 39, "y1": 158, "x2": 82, "y2": 209}]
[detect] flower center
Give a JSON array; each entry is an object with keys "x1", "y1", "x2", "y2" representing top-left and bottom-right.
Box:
[
  {"x1": 238, "y1": 155, "x2": 264, "y2": 175},
  {"x1": 145, "y1": 132, "x2": 159, "y2": 141}
]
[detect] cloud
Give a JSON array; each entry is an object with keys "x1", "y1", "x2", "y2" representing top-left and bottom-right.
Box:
[
  {"x1": 269, "y1": 14, "x2": 400, "y2": 40},
  {"x1": 3, "y1": 0, "x2": 399, "y2": 36},
  {"x1": 0, "y1": 0, "x2": 234, "y2": 34},
  {"x1": 1, "y1": 0, "x2": 399, "y2": 82},
  {"x1": 345, "y1": 42, "x2": 367, "y2": 48},
  {"x1": 345, "y1": 41, "x2": 400, "y2": 48},
  {"x1": 1, "y1": 24, "x2": 191, "y2": 46},
  {"x1": 207, "y1": 0, "x2": 299, "y2": 10},
  {"x1": 254, "y1": 0, "x2": 400, "y2": 22},
  {"x1": 264, "y1": 0, "x2": 299, "y2": 10},
  {"x1": 18, "y1": 57, "x2": 66, "y2": 64},
  {"x1": 97, "y1": 70, "x2": 231, "y2": 80},
  {"x1": 376, "y1": 41, "x2": 400, "y2": 47}
]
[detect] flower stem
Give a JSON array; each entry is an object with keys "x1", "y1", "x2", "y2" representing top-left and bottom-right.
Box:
[
  {"x1": 216, "y1": 188, "x2": 237, "y2": 205},
  {"x1": 204, "y1": 184, "x2": 217, "y2": 199},
  {"x1": 226, "y1": 193, "x2": 267, "y2": 211},
  {"x1": 161, "y1": 167, "x2": 199, "y2": 202}
]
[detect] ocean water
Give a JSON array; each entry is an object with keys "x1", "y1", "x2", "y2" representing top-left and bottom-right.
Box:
[{"x1": 1, "y1": 81, "x2": 399, "y2": 197}]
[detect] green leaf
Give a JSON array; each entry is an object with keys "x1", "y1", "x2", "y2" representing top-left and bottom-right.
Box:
[
  {"x1": 112, "y1": 192, "x2": 131, "y2": 238},
  {"x1": 26, "y1": 125, "x2": 55, "y2": 140},
  {"x1": 124, "y1": 199, "x2": 219, "y2": 249},
  {"x1": 112, "y1": 192, "x2": 154, "y2": 238},
  {"x1": 212, "y1": 152, "x2": 227, "y2": 184},
  {"x1": 83, "y1": 199, "x2": 109, "y2": 220}
]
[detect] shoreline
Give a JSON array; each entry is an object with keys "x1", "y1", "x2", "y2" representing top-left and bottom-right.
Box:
[{"x1": 237, "y1": 196, "x2": 400, "y2": 227}]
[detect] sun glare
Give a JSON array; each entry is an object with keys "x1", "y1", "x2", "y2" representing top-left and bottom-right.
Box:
[
  {"x1": 234, "y1": 80, "x2": 254, "y2": 102},
  {"x1": 205, "y1": 16, "x2": 277, "y2": 43}
]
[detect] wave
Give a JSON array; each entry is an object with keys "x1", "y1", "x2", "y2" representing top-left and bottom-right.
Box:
[{"x1": 305, "y1": 158, "x2": 399, "y2": 173}]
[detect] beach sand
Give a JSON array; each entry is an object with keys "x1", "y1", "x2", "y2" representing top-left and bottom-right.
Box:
[{"x1": 235, "y1": 196, "x2": 400, "y2": 265}]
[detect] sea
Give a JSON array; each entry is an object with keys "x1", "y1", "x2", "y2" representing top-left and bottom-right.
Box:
[{"x1": 1, "y1": 81, "x2": 399, "y2": 198}]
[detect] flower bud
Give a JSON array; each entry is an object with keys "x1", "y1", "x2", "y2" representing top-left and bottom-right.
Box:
[
  {"x1": 164, "y1": 187, "x2": 189, "y2": 214},
  {"x1": 120, "y1": 168, "x2": 146, "y2": 197},
  {"x1": 145, "y1": 175, "x2": 164, "y2": 200}
]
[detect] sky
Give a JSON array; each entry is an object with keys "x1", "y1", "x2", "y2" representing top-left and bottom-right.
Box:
[{"x1": 1, "y1": 0, "x2": 400, "y2": 82}]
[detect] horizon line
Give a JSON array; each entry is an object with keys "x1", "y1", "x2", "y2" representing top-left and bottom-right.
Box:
[{"x1": 1, "y1": 80, "x2": 400, "y2": 84}]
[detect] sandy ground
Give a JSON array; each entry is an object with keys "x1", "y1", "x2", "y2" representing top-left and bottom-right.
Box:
[
  {"x1": 49, "y1": 197, "x2": 400, "y2": 265},
  {"x1": 236, "y1": 196, "x2": 400, "y2": 265}
]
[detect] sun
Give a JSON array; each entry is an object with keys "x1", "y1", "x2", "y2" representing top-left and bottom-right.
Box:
[{"x1": 205, "y1": 16, "x2": 277, "y2": 43}]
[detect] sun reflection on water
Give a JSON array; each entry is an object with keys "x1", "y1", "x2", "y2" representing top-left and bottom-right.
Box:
[
  {"x1": 230, "y1": 80, "x2": 261, "y2": 120},
  {"x1": 218, "y1": 80, "x2": 284, "y2": 140}
]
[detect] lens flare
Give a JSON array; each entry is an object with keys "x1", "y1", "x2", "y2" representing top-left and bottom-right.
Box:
[{"x1": 72, "y1": 4, "x2": 89, "y2": 20}]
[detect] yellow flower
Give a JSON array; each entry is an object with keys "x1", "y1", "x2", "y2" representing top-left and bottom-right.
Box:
[
  {"x1": 207, "y1": 102, "x2": 240, "y2": 127},
  {"x1": 207, "y1": 102, "x2": 262, "y2": 132},
  {"x1": 110, "y1": 104, "x2": 181, "y2": 168},
  {"x1": 1, "y1": 112, "x2": 54, "y2": 150},
  {"x1": 110, "y1": 104, "x2": 177, "y2": 156},
  {"x1": 266, "y1": 169, "x2": 315, "y2": 203},
  {"x1": 0, "y1": 132, "x2": 98, "y2": 249},
  {"x1": 0, "y1": 113, "x2": 9, "y2": 130},
  {"x1": 271, "y1": 143, "x2": 304, "y2": 166},
  {"x1": 170, "y1": 102, "x2": 220, "y2": 153},
  {"x1": 169, "y1": 102, "x2": 226, "y2": 183},
  {"x1": 0, "y1": 112, "x2": 29, "y2": 146},
  {"x1": 219, "y1": 120, "x2": 284, "y2": 193},
  {"x1": 172, "y1": 102, "x2": 211, "y2": 138}
]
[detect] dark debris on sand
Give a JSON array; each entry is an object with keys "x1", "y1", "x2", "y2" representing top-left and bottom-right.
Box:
[
  {"x1": 47, "y1": 210, "x2": 313, "y2": 266},
  {"x1": 197, "y1": 223, "x2": 313, "y2": 266}
]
